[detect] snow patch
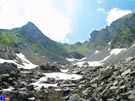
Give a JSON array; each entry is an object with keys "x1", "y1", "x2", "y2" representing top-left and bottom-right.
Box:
[
  {"x1": 28, "y1": 97, "x2": 35, "y2": 101},
  {"x1": 131, "y1": 43, "x2": 135, "y2": 47},
  {"x1": 60, "y1": 69, "x2": 68, "y2": 73},
  {"x1": 75, "y1": 48, "x2": 126, "y2": 67},
  {"x1": 75, "y1": 61, "x2": 103, "y2": 67},
  {"x1": 32, "y1": 72, "x2": 82, "y2": 90},
  {"x1": 0, "y1": 58, "x2": 16, "y2": 64},
  {"x1": 44, "y1": 72, "x2": 82, "y2": 80},
  {"x1": 95, "y1": 50, "x2": 100, "y2": 54},
  {"x1": 33, "y1": 82, "x2": 58, "y2": 90},
  {"x1": 66, "y1": 58, "x2": 76, "y2": 62},
  {"x1": 16, "y1": 53, "x2": 37, "y2": 69},
  {"x1": 110, "y1": 48, "x2": 125, "y2": 55},
  {"x1": 0, "y1": 86, "x2": 14, "y2": 92},
  {"x1": 66, "y1": 57, "x2": 86, "y2": 62},
  {"x1": 101, "y1": 48, "x2": 126, "y2": 62},
  {"x1": 108, "y1": 41, "x2": 111, "y2": 45},
  {"x1": 0, "y1": 53, "x2": 37, "y2": 69}
]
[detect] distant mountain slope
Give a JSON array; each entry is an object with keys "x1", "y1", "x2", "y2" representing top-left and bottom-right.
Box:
[
  {"x1": 0, "y1": 13, "x2": 135, "y2": 65},
  {"x1": 0, "y1": 22, "x2": 84, "y2": 64},
  {"x1": 66, "y1": 13, "x2": 135, "y2": 56},
  {"x1": 0, "y1": 22, "x2": 69, "y2": 64}
]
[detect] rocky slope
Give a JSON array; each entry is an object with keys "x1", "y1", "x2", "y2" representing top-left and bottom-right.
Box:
[
  {"x1": 0, "y1": 13, "x2": 135, "y2": 101},
  {"x1": 65, "y1": 13, "x2": 135, "y2": 57},
  {"x1": 1, "y1": 13, "x2": 135, "y2": 64},
  {"x1": 0, "y1": 56, "x2": 135, "y2": 101},
  {"x1": 0, "y1": 22, "x2": 82, "y2": 65}
]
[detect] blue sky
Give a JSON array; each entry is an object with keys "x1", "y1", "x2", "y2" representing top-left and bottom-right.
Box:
[{"x1": 0, "y1": 0, "x2": 135, "y2": 43}]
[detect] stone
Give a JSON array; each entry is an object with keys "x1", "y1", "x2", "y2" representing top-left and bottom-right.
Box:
[
  {"x1": 125, "y1": 57, "x2": 134, "y2": 62},
  {"x1": 16, "y1": 83, "x2": 26, "y2": 88},
  {"x1": 130, "y1": 70, "x2": 135, "y2": 76},
  {"x1": 26, "y1": 85, "x2": 34, "y2": 91},
  {"x1": 68, "y1": 94, "x2": 84, "y2": 101},
  {"x1": 109, "y1": 86, "x2": 118, "y2": 90},
  {"x1": 121, "y1": 69, "x2": 131, "y2": 76},
  {"x1": 113, "y1": 81, "x2": 118, "y2": 86},
  {"x1": 83, "y1": 62, "x2": 89, "y2": 66},
  {"x1": 37, "y1": 63, "x2": 61, "y2": 72},
  {"x1": 128, "y1": 95, "x2": 135, "y2": 100},
  {"x1": 0, "y1": 74, "x2": 10, "y2": 81},
  {"x1": 91, "y1": 83, "x2": 97, "y2": 88},
  {"x1": 100, "y1": 68, "x2": 113, "y2": 80},
  {"x1": 128, "y1": 90, "x2": 135, "y2": 95},
  {"x1": 62, "y1": 88, "x2": 70, "y2": 96},
  {"x1": 81, "y1": 88, "x2": 90, "y2": 99},
  {"x1": 0, "y1": 82, "x2": 9, "y2": 89}
]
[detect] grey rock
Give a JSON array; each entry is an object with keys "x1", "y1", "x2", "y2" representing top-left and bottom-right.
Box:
[
  {"x1": 68, "y1": 94, "x2": 85, "y2": 101},
  {"x1": 36, "y1": 63, "x2": 61, "y2": 72},
  {"x1": 125, "y1": 57, "x2": 134, "y2": 62},
  {"x1": 82, "y1": 88, "x2": 90, "y2": 99},
  {"x1": 0, "y1": 62, "x2": 19, "y2": 76},
  {"x1": 100, "y1": 68, "x2": 114, "y2": 80},
  {"x1": 26, "y1": 85, "x2": 34, "y2": 91},
  {"x1": 121, "y1": 69, "x2": 131, "y2": 76}
]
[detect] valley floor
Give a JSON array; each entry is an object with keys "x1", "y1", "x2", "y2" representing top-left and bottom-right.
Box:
[{"x1": 0, "y1": 56, "x2": 135, "y2": 101}]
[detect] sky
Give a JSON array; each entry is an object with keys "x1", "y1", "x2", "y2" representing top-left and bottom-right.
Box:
[{"x1": 0, "y1": 0, "x2": 135, "y2": 43}]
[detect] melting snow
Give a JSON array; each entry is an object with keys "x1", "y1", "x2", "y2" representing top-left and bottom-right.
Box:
[
  {"x1": 66, "y1": 58, "x2": 76, "y2": 62},
  {"x1": 44, "y1": 72, "x2": 82, "y2": 80},
  {"x1": 32, "y1": 72, "x2": 83, "y2": 90},
  {"x1": 131, "y1": 43, "x2": 135, "y2": 47},
  {"x1": 95, "y1": 50, "x2": 100, "y2": 54},
  {"x1": 110, "y1": 48, "x2": 125, "y2": 55},
  {"x1": 75, "y1": 48, "x2": 126, "y2": 67},
  {"x1": 108, "y1": 41, "x2": 111, "y2": 45},
  {"x1": 60, "y1": 69, "x2": 68, "y2": 73},
  {"x1": 75, "y1": 61, "x2": 103, "y2": 67},
  {"x1": 0, "y1": 86, "x2": 14, "y2": 91},
  {"x1": 101, "y1": 48, "x2": 126, "y2": 62},
  {"x1": 33, "y1": 82, "x2": 58, "y2": 90},
  {"x1": 0, "y1": 58, "x2": 16, "y2": 64},
  {"x1": 66, "y1": 57, "x2": 86, "y2": 62},
  {"x1": 16, "y1": 53, "x2": 37, "y2": 69},
  {"x1": 0, "y1": 53, "x2": 37, "y2": 69}
]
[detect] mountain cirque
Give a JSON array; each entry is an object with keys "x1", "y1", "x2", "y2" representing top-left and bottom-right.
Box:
[{"x1": 0, "y1": 13, "x2": 135, "y2": 101}]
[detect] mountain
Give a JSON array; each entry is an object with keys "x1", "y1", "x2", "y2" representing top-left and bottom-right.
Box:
[
  {"x1": 0, "y1": 22, "x2": 85, "y2": 64},
  {"x1": 1, "y1": 13, "x2": 135, "y2": 101},
  {"x1": 66, "y1": 13, "x2": 135, "y2": 56},
  {"x1": 0, "y1": 22, "x2": 68, "y2": 64},
  {"x1": 1, "y1": 13, "x2": 135, "y2": 65}
]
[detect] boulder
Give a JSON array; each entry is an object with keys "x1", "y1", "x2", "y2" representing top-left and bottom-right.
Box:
[
  {"x1": 68, "y1": 94, "x2": 85, "y2": 101},
  {"x1": 26, "y1": 85, "x2": 34, "y2": 91},
  {"x1": 125, "y1": 57, "x2": 135, "y2": 62},
  {"x1": 99, "y1": 67, "x2": 114, "y2": 80},
  {"x1": 36, "y1": 63, "x2": 60, "y2": 72},
  {"x1": 0, "y1": 62, "x2": 19, "y2": 76}
]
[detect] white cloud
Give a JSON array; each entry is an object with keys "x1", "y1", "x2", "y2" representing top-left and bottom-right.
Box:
[
  {"x1": 97, "y1": 0, "x2": 103, "y2": 3},
  {"x1": 65, "y1": 0, "x2": 77, "y2": 16},
  {"x1": 106, "y1": 8, "x2": 132, "y2": 25},
  {"x1": 0, "y1": 0, "x2": 76, "y2": 43},
  {"x1": 97, "y1": 7, "x2": 106, "y2": 14}
]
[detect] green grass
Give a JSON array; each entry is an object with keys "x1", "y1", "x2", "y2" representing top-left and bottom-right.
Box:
[{"x1": 0, "y1": 31, "x2": 25, "y2": 45}]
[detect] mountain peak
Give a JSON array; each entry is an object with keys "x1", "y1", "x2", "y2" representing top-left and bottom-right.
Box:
[
  {"x1": 17, "y1": 21, "x2": 46, "y2": 41},
  {"x1": 26, "y1": 21, "x2": 35, "y2": 26},
  {"x1": 24, "y1": 21, "x2": 37, "y2": 29}
]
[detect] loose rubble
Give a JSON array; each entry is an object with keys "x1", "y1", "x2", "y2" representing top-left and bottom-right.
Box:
[{"x1": 0, "y1": 57, "x2": 135, "y2": 101}]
